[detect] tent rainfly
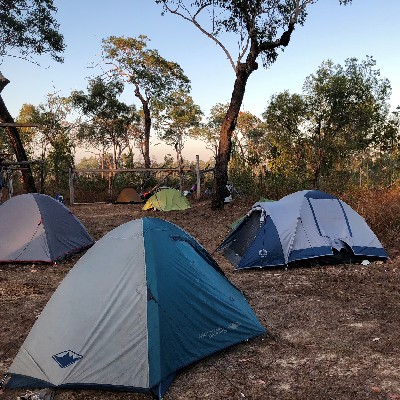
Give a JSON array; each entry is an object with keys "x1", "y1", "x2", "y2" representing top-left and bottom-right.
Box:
[
  {"x1": 143, "y1": 188, "x2": 190, "y2": 211},
  {"x1": 115, "y1": 187, "x2": 143, "y2": 204},
  {"x1": 0, "y1": 193, "x2": 94, "y2": 263},
  {"x1": 218, "y1": 190, "x2": 389, "y2": 269},
  {"x1": 6, "y1": 217, "x2": 265, "y2": 399}
]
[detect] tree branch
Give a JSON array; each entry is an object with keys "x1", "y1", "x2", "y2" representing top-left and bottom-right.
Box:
[
  {"x1": 161, "y1": 2, "x2": 237, "y2": 72},
  {"x1": 0, "y1": 71, "x2": 10, "y2": 93}
]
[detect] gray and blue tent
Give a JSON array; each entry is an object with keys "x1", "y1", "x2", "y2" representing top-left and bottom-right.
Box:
[
  {"x1": 0, "y1": 193, "x2": 94, "y2": 263},
  {"x1": 6, "y1": 217, "x2": 265, "y2": 399},
  {"x1": 218, "y1": 190, "x2": 388, "y2": 269}
]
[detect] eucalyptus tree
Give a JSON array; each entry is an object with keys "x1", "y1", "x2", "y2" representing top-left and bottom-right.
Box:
[
  {"x1": 70, "y1": 77, "x2": 140, "y2": 169},
  {"x1": 101, "y1": 35, "x2": 191, "y2": 169},
  {"x1": 373, "y1": 108, "x2": 400, "y2": 185},
  {"x1": 262, "y1": 90, "x2": 307, "y2": 177},
  {"x1": 191, "y1": 103, "x2": 228, "y2": 159},
  {"x1": 263, "y1": 57, "x2": 392, "y2": 188},
  {"x1": 154, "y1": 90, "x2": 203, "y2": 192},
  {"x1": 0, "y1": 0, "x2": 65, "y2": 192},
  {"x1": 70, "y1": 76, "x2": 140, "y2": 170},
  {"x1": 233, "y1": 111, "x2": 267, "y2": 170},
  {"x1": 156, "y1": 0, "x2": 352, "y2": 209},
  {"x1": 16, "y1": 93, "x2": 75, "y2": 192}
]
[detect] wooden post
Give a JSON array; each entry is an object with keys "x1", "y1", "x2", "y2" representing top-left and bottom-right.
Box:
[
  {"x1": 69, "y1": 167, "x2": 75, "y2": 205},
  {"x1": 196, "y1": 155, "x2": 201, "y2": 200}
]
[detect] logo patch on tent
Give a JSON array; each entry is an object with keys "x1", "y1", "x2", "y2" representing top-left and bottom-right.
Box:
[
  {"x1": 258, "y1": 249, "x2": 268, "y2": 257},
  {"x1": 52, "y1": 350, "x2": 83, "y2": 368},
  {"x1": 228, "y1": 322, "x2": 241, "y2": 330}
]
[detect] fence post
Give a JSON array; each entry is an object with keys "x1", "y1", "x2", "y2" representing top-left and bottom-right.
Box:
[
  {"x1": 196, "y1": 155, "x2": 201, "y2": 200},
  {"x1": 69, "y1": 167, "x2": 75, "y2": 205}
]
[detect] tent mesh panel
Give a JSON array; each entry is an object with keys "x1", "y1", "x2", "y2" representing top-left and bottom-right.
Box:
[{"x1": 228, "y1": 211, "x2": 263, "y2": 257}]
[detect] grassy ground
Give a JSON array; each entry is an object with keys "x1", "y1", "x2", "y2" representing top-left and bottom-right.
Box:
[{"x1": 0, "y1": 190, "x2": 399, "y2": 400}]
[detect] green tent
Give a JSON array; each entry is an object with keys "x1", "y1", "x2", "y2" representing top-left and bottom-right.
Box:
[{"x1": 143, "y1": 188, "x2": 190, "y2": 211}]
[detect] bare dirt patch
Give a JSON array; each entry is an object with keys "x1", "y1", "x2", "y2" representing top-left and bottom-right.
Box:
[{"x1": 1, "y1": 200, "x2": 399, "y2": 400}]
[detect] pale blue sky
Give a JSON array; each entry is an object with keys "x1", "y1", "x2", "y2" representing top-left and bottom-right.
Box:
[{"x1": 1, "y1": 0, "x2": 399, "y2": 161}]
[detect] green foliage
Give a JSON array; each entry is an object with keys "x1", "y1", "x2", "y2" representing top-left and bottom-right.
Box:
[
  {"x1": 16, "y1": 92, "x2": 74, "y2": 192},
  {"x1": 155, "y1": 90, "x2": 203, "y2": 150},
  {"x1": 262, "y1": 57, "x2": 393, "y2": 188},
  {"x1": 155, "y1": 1, "x2": 355, "y2": 208},
  {"x1": 0, "y1": 0, "x2": 65, "y2": 62},
  {"x1": 75, "y1": 156, "x2": 100, "y2": 170},
  {"x1": 232, "y1": 111, "x2": 268, "y2": 168},
  {"x1": 191, "y1": 103, "x2": 228, "y2": 158},
  {"x1": 156, "y1": 1, "x2": 352, "y2": 70},
  {"x1": 15, "y1": 103, "x2": 40, "y2": 155},
  {"x1": 102, "y1": 35, "x2": 191, "y2": 106},
  {"x1": 73, "y1": 174, "x2": 109, "y2": 203},
  {"x1": 101, "y1": 35, "x2": 192, "y2": 168},
  {"x1": 70, "y1": 76, "x2": 140, "y2": 169},
  {"x1": 0, "y1": 127, "x2": 12, "y2": 154}
]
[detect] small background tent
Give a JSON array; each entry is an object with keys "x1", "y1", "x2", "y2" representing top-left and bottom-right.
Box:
[
  {"x1": 218, "y1": 190, "x2": 388, "y2": 269},
  {"x1": 6, "y1": 217, "x2": 265, "y2": 399},
  {"x1": 115, "y1": 187, "x2": 143, "y2": 204},
  {"x1": 143, "y1": 188, "x2": 190, "y2": 211},
  {"x1": 0, "y1": 193, "x2": 94, "y2": 263}
]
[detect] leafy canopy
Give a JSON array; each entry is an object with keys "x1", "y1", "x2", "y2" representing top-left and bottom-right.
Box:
[
  {"x1": 155, "y1": 90, "x2": 203, "y2": 147},
  {"x1": 0, "y1": 0, "x2": 65, "y2": 62},
  {"x1": 102, "y1": 35, "x2": 190, "y2": 104},
  {"x1": 262, "y1": 57, "x2": 392, "y2": 182},
  {"x1": 70, "y1": 77, "x2": 141, "y2": 163},
  {"x1": 156, "y1": 1, "x2": 352, "y2": 70}
]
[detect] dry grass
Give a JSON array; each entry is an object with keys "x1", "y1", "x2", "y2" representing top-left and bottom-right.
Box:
[
  {"x1": 341, "y1": 186, "x2": 400, "y2": 252},
  {"x1": 1, "y1": 189, "x2": 400, "y2": 400}
]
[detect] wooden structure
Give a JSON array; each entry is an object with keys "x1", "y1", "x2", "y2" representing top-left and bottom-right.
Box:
[
  {"x1": 0, "y1": 123, "x2": 40, "y2": 128},
  {"x1": 0, "y1": 155, "x2": 43, "y2": 201}
]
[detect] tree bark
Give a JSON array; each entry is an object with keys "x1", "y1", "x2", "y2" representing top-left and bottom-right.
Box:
[
  {"x1": 143, "y1": 101, "x2": 151, "y2": 169},
  {"x1": 0, "y1": 74, "x2": 37, "y2": 193},
  {"x1": 135, "y1": 85, "x2": 151, "y2": 169},
  {"x1": 210, "y1": 22, "x2": 296, "y2": 210},
  {"x1": 211, "y1": 64, "x2": 252, "y2": 210},
  {"x1": 175, "y1": 136, "x2": 184, "y2": 195}
]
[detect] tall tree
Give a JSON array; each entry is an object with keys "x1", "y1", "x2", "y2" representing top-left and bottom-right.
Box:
[
  {"x1": 101, "y1": 35, "x2": 191, "y2": 169},
  {"x1": 232, "y1": 111, "x2": 267, "y2": 170},
  {"x1": 0, "y1": 0, "x2": 65, "y2": 192},
  {"x1": 191, "y1": 103, "x2": 228, "y2": 159},
  {"x1": 262, "y1": 90, "x2": 308, "y2": 178},
  {"x1": 156, "y1": 0, "x2": 352, "y2": 209},
  {"x1": 70, "y1": 77, "x2": 140, "y2": 170},
  {"x1": 263, "y1": 57, "x2": 392, "y2": 187},
  {"x1": 17, "y1": 93, "x2": 75, "y2": 192},
  {"x1": 154, "y1": 90, "x2": 203, "y2": 193}
]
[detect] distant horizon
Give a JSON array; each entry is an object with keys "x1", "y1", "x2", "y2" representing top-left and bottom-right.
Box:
[{"x1": 74, "y1": 138, "x2": 215, "y2": 165}]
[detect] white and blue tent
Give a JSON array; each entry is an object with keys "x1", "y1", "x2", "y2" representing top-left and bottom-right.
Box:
[
  {"x1": 218, "y1": 190, "x2": 388, "y2": 269},
  {"x1": 0, "y1": 193, "x2": 94, "y2": 263},
  {"x1": 6, "y1": 218, "x2": 265, "y2": 399}
]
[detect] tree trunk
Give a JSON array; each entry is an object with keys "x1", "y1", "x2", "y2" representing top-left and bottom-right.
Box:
[
  {"x1": 143, "y1": 102, "x2": 151, "y2": 169},
  {"x1": 135, "y1": 86, "x2": 151, "y2": 169},
  {"x1": 212, "y1": 65, "x2": 251, "y2": 209},
  {"x1": 0, "y1": 74, "x2": 37, "y2": 193},
  {"x1": 175, "y1": 137, "x2": 184, "y2": 195}
]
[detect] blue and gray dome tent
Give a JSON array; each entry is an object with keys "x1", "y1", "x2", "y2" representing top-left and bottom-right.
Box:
[
  {"x1": 218, "y1": 190, "x2": 388, "y2": 269},
  {"x1": 0, "y1": 193, "x2": 94, "y2": 263},
  {"x1": 6, "y1": 217, "x2": 265, "y2": 399}
]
